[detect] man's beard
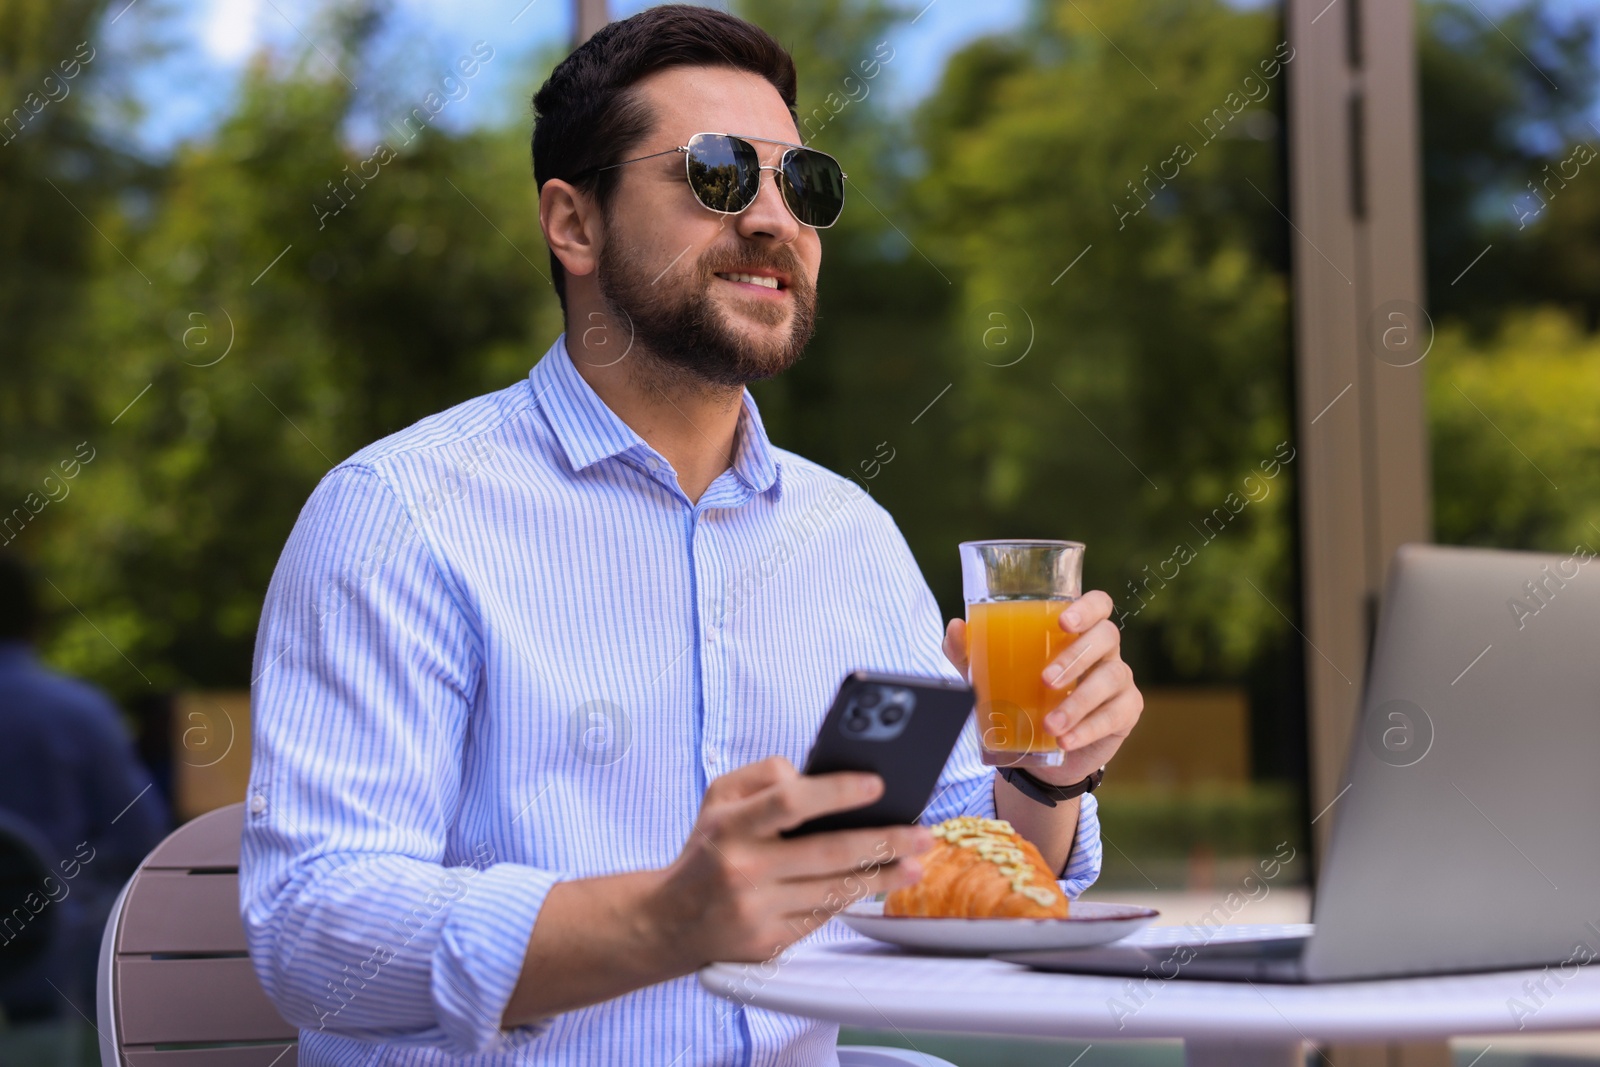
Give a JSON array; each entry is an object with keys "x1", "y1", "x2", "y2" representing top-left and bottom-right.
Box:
[{"x1": 594, "y1": 226, "x2": 818, "y2": 392}]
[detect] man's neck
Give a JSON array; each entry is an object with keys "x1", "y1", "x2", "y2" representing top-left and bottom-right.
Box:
[{"x1": 566, "y1": 329, "x2": 744, "y2": 505}]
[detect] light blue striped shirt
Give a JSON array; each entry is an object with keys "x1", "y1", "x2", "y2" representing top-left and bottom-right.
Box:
[{"x1": 241, "y1": 333, "x2": 1102, "y2": 1066}]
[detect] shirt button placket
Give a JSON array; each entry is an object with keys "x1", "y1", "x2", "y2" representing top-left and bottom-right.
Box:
[{"x1": 692, "y1": 512, "x2": 728, "y2": 779}]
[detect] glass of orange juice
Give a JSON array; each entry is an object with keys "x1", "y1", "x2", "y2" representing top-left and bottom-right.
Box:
[{"x1": 959, "y1": 539, "x2": 1085, "y2": 767}]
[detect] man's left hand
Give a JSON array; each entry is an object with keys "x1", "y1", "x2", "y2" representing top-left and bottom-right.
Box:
[{"x1": 943, "y1": 589, "x2": 1143, "y2": 786}]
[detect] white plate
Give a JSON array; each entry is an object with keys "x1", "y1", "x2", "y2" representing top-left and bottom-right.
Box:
[{"x1": 838, "y1": 899, "x2": 1160, "y2": 955}]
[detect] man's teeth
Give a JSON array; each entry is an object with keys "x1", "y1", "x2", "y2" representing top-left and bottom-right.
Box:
[{"x1": 717, "y1": 272, "x2": 781, "y2": 289}]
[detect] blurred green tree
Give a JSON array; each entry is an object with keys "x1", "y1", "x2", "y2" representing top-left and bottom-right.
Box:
[
  {"x1": 5, "y1": 0, "x2": 1308, "y2": 704},
  {"x1": 1416, "y1": 1, "x2": 1600, "y2": 557},
  {"x1": 0, "y1": 0, "x2": 128, "y2": 492},
  {"x1": 4, "y1": 0, "x2": 1596, "y2": 734},
  {"x1": 20, "y1": 12, "x2": 565, "y2": 694},
  {"x1": 905, "y1": 0, "x2": 1296, "y2": 680},
  {"x1": 1418, "y1": 0, "x2": 1600, "y2": 329},
  {"x1": 1430, "y1": 308, "x2": 1600, "y2": 552}
]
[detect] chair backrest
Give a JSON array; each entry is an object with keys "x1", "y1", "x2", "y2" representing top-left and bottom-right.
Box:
[
  {"x1": 97, "y1": 802, "x2": 298, "y2": 1067},
  {"x1": 0, "y1": 807, "x2": 59, "y2": 998}
]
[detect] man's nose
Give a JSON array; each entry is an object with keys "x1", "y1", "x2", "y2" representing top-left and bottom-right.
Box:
[{"x1": 734, "y1": 165, "x2": 800, "y2": 243}]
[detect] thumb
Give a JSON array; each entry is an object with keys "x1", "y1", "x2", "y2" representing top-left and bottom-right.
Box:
[{"x1": 943, "y1": 618, "x2": 970, "y2": 680}]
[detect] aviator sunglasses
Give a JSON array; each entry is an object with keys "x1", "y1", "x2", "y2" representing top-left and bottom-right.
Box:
[{"x1": 576, "y1": 132, "x2": 848, "y2": 229}]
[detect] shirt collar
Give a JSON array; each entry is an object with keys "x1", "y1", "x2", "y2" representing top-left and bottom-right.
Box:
[{"x1": 528, "y1": 333, "x2": 783, "y2": 499}]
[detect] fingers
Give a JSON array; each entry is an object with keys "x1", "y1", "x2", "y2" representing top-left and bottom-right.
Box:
[
  {"x1": 702, "y1": 754, "x2": 797, "y2": 808},
  {"x1": 774, "y1": 855, "x2": 925, "y2": 932},
  {"x1": 1057, "y1": 684, "x2": 1143, "y2": 750},
  {"x1": 943, "y1": 618, "x2": 969, "y2": 678},
  {"x1": 1045, "y1": 656, "x2": 1134, "y2": 736},
  {"x1": 712, "y1": 855, "x2": 928, "y2": 962},
  {"x1": 765, "y1": 823, "x2": 933, "y2": 883},
  {"x1": 1059, "y1": 590, "x2": 1114, "y2": 633},
  {"x1": 712, "y1": 768, "x2": 885, "y2": 841},
  {"x1": 1042, "y1": 618, "x2": 1121, "y2": 691}
]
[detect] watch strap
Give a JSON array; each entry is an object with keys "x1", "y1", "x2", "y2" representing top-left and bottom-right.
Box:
[{"x1": 997, "y1": 764, "x2": 1104, "y2": 807}]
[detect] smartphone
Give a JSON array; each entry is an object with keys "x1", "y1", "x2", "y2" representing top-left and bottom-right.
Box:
[{"x1": 782, "y1": 669, "x2": 975, "y2": 837}]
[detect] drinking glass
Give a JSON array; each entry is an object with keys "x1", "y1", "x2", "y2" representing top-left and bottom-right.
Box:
[{"x1": 959, "y1": 539, "x2": 1085, "y2": 767}]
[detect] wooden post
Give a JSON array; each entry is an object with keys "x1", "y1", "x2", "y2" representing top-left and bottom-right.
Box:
[
  {"x1": 1287, "y1": 0, "x2": 1442, "y2": 1063},
  {"x1": 573, "y1": 0, "x2": 609, "y2": 49}
]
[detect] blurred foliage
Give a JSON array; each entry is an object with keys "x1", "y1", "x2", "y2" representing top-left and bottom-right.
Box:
[
  {"x1": 1415, "y1": 1, "x2": 1600, "y2": 556},
  {"x1": 1418, "y1": 0, "x2": 1600, "y2": 331},
  {"x1": 1095, "y1": 782, "x2": 1301, "y2": 888},
  {"x1": 1, "y1": 0, "x2": 143, "y2": 482},
  {"x1": 3, "y1": 0, "x2": 565, "y2": 691},
  {"x1": 900, "y1": 0, "x2": 1295, "y2": 679},
  {"x1": 0, "y1": 0, "x2": 1594, "y2": 786},
  {"x1": 1430, "y1": 308, "x2": 1600, "y2": 551}
]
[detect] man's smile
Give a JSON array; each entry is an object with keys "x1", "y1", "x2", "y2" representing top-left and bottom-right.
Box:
[{"x1": 714, "y1": 269, "x2": 790, "y2": 297}]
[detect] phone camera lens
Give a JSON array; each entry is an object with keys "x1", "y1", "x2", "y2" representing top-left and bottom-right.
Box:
[
  {"x1": 845, "y1": 712, "x2": 870, "y2": 731},
  {"x1": 879, "y1": 705, "x2": 904, "y2": 725},
  {"x1": 857, "y1": 688, "x2": 882, "y2": 709}
]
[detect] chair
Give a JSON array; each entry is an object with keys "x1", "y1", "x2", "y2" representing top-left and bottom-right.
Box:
[
  {"x1": 96, "y1": 802, "x2": 295, "y2": 1066},
  {"x1": 0, "y1": 812, "x2": 60, "y2": 1004},
  {"x1": 97, "y1": 803, "x2": 955, "y2": 1067}
]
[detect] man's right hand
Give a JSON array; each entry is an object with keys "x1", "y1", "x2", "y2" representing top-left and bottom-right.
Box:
[
  {"x1": 644, "y1": 755, "x2": 934, "y2": 969},
  {"x1": 503, "y1": 755, "x2": 934, "y2": 1027}
]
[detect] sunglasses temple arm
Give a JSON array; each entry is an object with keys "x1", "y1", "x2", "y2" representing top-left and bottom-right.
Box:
[{"x1": 593, "y1": 146, "x2": 686, "y2": 175}]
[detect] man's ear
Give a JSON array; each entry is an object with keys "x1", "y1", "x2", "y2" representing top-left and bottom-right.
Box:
[{"x1": 540, "y1": 179, "x2": 601, "y2": 279}]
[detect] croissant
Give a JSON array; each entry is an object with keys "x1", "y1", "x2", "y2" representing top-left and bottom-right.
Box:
[{"x1": 885, "y1": 816, "x2": 1069, "y2": 919}]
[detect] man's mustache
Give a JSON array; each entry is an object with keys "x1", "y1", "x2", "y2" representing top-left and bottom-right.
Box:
[{"x1": 701, "y1": 253, "x2": 807, "y2": 288}]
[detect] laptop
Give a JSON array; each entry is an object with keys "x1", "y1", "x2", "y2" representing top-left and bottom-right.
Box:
[{"x1": 1000, "y1": 542, "x2": 1600, "y2": 983}]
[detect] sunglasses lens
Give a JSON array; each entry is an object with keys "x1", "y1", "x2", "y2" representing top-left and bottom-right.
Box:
[
  {"x1": 781, "y1": 149, "x2": 846, "y2": 228},
  {"x1": 686, "y1": 134, "x2": 761, "y2": 214}
]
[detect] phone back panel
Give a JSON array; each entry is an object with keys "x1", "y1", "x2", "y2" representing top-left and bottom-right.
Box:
[{"x1": 786, "y1": 670, "x2": 974, "y2": 836}]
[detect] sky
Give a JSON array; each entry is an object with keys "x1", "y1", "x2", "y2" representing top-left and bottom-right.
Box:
[
  {"x1": 106, "y1": 0, "x2": 1036, "y2": 157},
  {"x1": 101, "y1": 0, "x2": 1599, "y2": 159}
]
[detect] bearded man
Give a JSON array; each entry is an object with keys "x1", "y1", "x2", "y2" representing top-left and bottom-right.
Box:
[{"x1": 242, "y1": 6, "x2": 1143, "y2": 1064}]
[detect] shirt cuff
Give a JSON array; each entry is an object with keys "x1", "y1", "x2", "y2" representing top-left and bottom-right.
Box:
[
  {"x1": 923, "y1": 772, "x2": 1103, "y2": 897},
  {"x1": 953, "y1": 774, "x2": 999, "y2": 819},
  {"x1": 432, "y1": 863, "x2": 567, "y2": 1053},
  {"x1": 1060, "y1": 790, "x2": 1103, "y2": 899}
]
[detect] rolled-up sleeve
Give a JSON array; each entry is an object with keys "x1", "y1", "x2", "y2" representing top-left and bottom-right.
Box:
[
  {"x1": 240, "y1": 463, "x2": 564, "y2": 1054},
  {"x1": 1057, "y1": 791, "x2": 1103, "y2": 898}
]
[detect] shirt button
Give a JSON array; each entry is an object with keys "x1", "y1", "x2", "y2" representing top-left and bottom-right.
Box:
[{"x1": 249, "y1": 794, "x2": 267, "y2": 814}]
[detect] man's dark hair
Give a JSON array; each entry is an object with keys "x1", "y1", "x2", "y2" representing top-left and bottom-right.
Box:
[
  {"x1": 531, "y1": 4, "x2": 799, "y2": 318},
  {"x1": 0, "y1": 554, "x2": 41, "y2": 642}
]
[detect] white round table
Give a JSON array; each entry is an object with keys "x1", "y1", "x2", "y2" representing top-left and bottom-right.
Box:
[{"x1": 700, "y1": 923, "x2": 1600, "y2": 1066}]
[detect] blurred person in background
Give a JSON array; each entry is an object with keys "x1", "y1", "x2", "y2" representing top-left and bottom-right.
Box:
[{"x1": 0, "y1": 553, "x2": 168, "y2": 1023}]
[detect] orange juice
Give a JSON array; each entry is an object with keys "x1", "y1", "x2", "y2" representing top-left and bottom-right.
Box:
[{"x1": 967, "y1": 598, "x2": 1077, "y2": 754}]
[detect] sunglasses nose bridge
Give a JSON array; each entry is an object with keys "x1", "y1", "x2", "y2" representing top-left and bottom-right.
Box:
[{"x1": 738, "y1": 164, "x2": 801, "y2": 230}]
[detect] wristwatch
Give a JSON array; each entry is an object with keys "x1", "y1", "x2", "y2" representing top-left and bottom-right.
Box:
[{"x1": 997, "y1": 764, "x2": 1104, "y2": 807}]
